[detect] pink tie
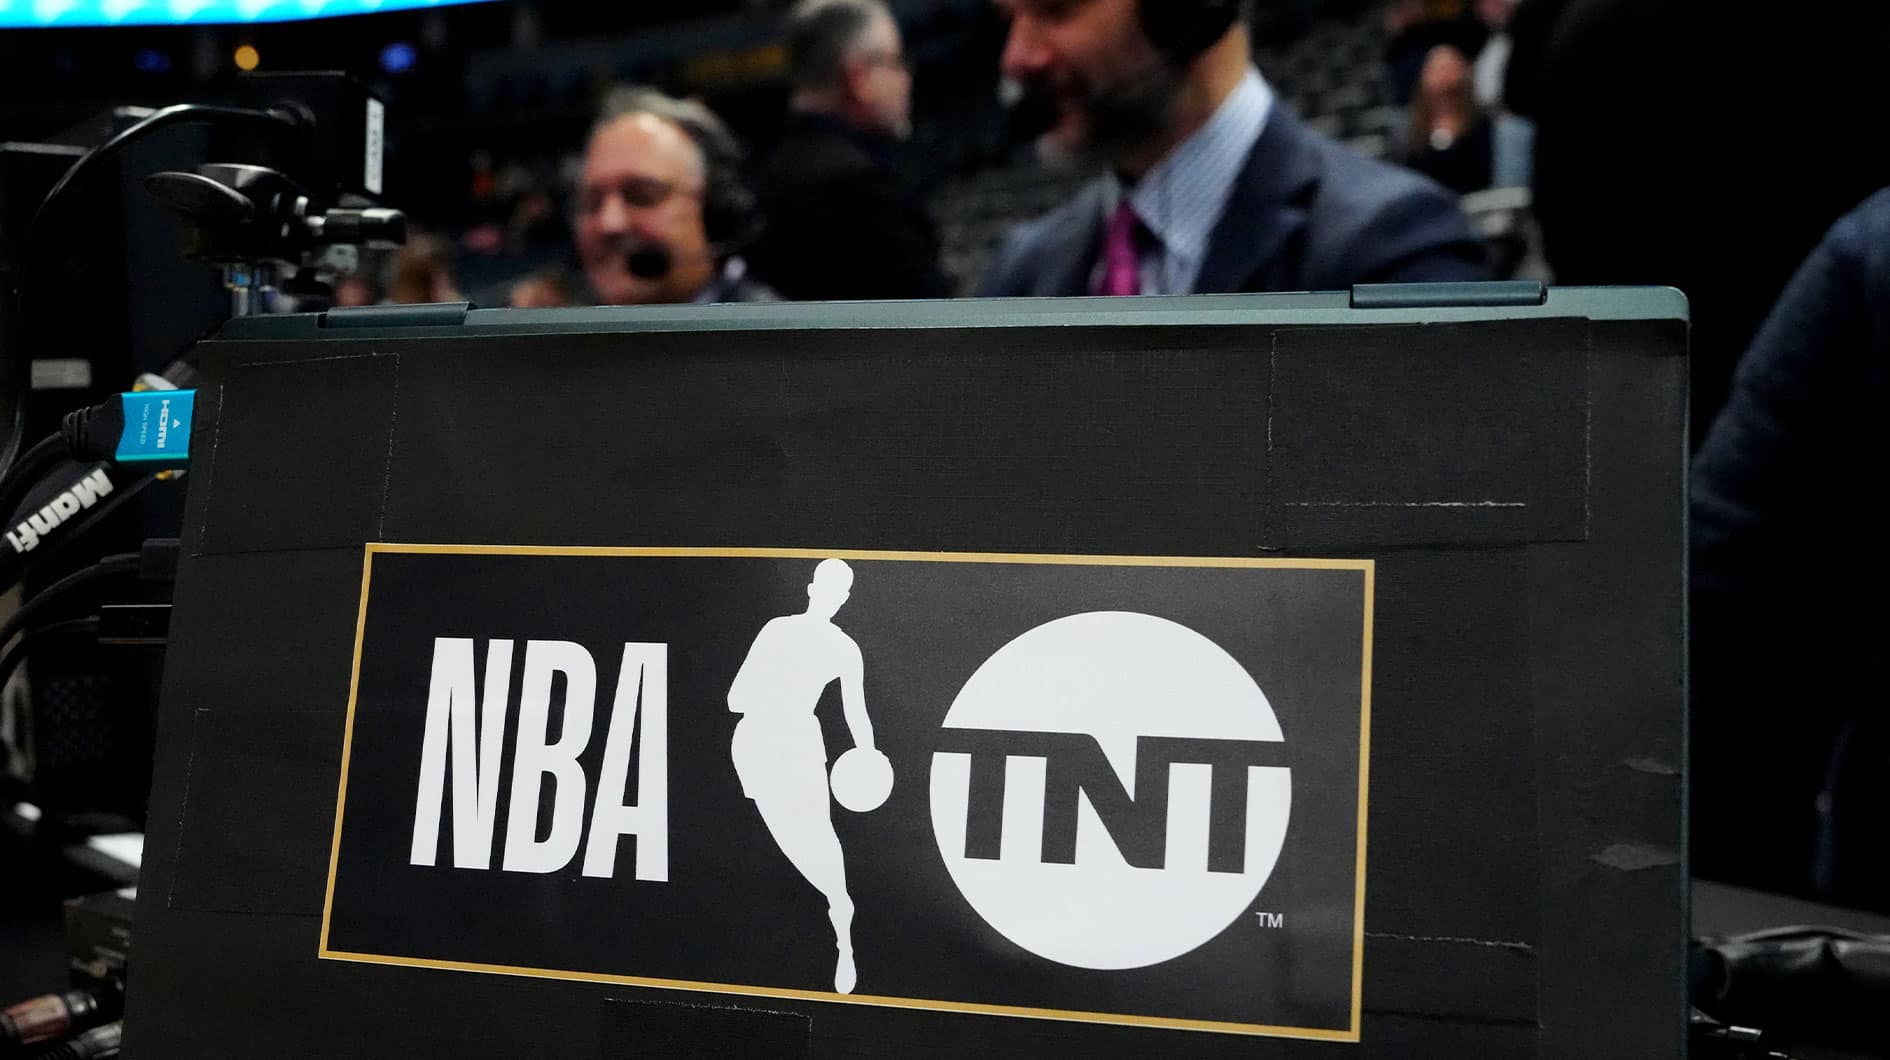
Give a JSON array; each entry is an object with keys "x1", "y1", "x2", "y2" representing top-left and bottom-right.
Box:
[{"x1": 1096, "y1": 200, "x2": 1142, "y2": 296}]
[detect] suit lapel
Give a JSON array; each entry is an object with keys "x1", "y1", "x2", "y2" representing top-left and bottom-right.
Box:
[
  {"x1": 1032, "y1": 182, "x2": 1107, "y2": 297},
  {"x1": 1194, "y1": 108, "x2": 1323, "y2": 294}
]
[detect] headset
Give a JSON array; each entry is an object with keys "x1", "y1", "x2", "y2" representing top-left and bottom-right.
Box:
[
  {"x1": 633, "y1": 103, "x2": 763, "y2": 278},
  {"x1": 591, "y1": 87, "x2": 764, "y2": 282},
  {"x1": 621, "y1": 127, "x2": 763, "y2": 280},
  {"x1": 690, "y1": 126, "x2": 762, "y2": 255},
  {"x1": 623, "y1": 176, "x2": 761, "y2": 281},
  {"x1": 1138, "y1": 0, "x2": 1245, "y2": 69},
  {"x1": 623, "y1": 160, "x2": 762, "y2": 281}
]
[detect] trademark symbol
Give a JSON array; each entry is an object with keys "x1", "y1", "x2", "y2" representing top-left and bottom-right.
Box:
[{"x1": 1255, "y1": 911, "x2": 1285, "y2": 929}]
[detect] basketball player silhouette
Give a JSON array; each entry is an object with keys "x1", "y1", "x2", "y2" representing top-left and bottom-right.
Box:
[{"x1": 727, "y1": 559, "x2": 878, "y2": 993}]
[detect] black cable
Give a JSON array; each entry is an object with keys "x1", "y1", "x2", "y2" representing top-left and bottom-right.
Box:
[
  {"x1": 24, "y1": 106, "x2": 292, "y2": 254},
  {"x1": 0, "y1": 617, "x2": 100, "y2": 695},
  {"x1": 0, "y1": 390, "x2": 190, "y2": 593},
  {"x1": 29, "y1": 471, "x2": 158, "y2": 572},
  {"x1": 32, "y1": 1020, "x2": 123, "y2": 1060},
  {"x1": 0, "y1": 554, "x2": 137, "y2": 657},
  {"x1": 0, "y1": 433, "x2": 65, "y2": 522},
  {"x1": 2, "y1": 103, "x2": 295, "y2": 469}
]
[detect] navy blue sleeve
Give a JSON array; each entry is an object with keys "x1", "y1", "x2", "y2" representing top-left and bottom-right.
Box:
[
  {"x1": 1692, "y1": 190, "x2": 1890, "y2": 607},
  {"x1": 1305, "y1": 160, "x2": 1492, "y2": 287},
  {"x1": 976, "y1": 226, "x2": 1034, "y2": 298},
  {"x1": 1687, "y1": 187, "x2": 1890, "y2": 895},
  {"x1": 1357, "y1": 183, "x2": 1491, "y2": 284}
]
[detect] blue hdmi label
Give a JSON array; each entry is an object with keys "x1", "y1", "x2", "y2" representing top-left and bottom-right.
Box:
[{"x1": 119, "y1": 390, "x2": 195, "y2": 463}]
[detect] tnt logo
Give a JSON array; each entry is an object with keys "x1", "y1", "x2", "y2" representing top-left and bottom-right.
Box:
[{"x1": 928, "y1": 612, "x2": 1291, "y2": 970}]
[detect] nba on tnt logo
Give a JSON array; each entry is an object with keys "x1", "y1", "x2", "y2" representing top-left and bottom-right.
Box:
[{"x1": 928, "y1": 611, "x2": 1291, "y2": 970}]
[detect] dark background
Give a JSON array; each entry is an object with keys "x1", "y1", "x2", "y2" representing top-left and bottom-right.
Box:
[
  {"x1": 328, "y1": 551, "x2": 1366, "y2": 1034},
  {"x1": 123, "y1": 307, "x2": 1684, "y2": 1058}
]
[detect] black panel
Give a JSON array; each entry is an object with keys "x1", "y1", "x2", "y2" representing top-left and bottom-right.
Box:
[{"x1": 128, "y1": 310, "x2": 1686, "y2": 1060}]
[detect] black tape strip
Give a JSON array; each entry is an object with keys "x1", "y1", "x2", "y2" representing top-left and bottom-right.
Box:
[
  {"x1": 168, "y1": 707, "x2": 339, "y2": 916},
  {"x1": 197, "y1": 353, "x2": 397, "y2": 555},
  {"x1": 1265, "y1": 320, "x2": 1589, "y2": 549}
]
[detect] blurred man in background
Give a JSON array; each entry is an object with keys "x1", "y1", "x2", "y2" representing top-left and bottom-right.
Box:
[
  {"x1": 576, "y1": 87, "x2": 778, "y2": 305},
  {"x1": 980, "y1": 0, "x2": 1486, "y2": 298},
  {"x1": 748, "y1": 0, "x2": 953, "y2": 300}
]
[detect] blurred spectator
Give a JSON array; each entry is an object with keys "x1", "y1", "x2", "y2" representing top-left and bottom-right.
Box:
[
  {"x1": 388, "y1": 232, "x2": 465, "y2": 305},
  {"x1": 575, "y1": 86, "x2": 778, "y2": 305},
  {"x1": 979, "y1": 0, "x2": 1486, "y2": 298},
  {"x1": 1383, "y1": 0, "x2": 1488, "y2": 106},
  {"x1": 1690, "y1": 187, "x2": 1890, "y2": 905},
  {"x1": 1471, "y1": 0, "x2": 1517, "y2": 109},
  {"x1": 506, "y1": 188, "x2": 566, "y2": 255},
  {"x1": 509, "y1": 264, "x2": 579, "y2": 309},
  {"x1": 1518, "y1": 0, "x2": 1890, "y2": 448},
  {"x1": 747, "y1": 0, "x2": 954, "y2": 301},
  {"x1": 1402, "y1": 44, "x2": 1492, "y2": 194},
  {"x1": 469, "y1": 149, "x2": 498, "y2": 203},
  {"x1": 331, "y1": 273, "x2": 377, "y2": 308},
  {"x1": 1469, "y1": 0, "x2": 1532, "y2": 187},
  {"x1": 1495, "y1": 0, "x2": 1565, "y2": 121}
]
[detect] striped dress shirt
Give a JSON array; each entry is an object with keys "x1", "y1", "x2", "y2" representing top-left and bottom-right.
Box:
[{"x1": 1099, "y1": 68, "x2": 1275, "y2": 296}]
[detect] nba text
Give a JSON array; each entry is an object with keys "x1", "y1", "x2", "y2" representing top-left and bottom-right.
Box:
[{"x1": 406, "y1": 638, "x2": 669, "y2": 881}]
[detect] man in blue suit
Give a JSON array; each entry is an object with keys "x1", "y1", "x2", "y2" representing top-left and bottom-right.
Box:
[{"x1": 979, "y1": 0, "x2": 1487, "y2": 297}]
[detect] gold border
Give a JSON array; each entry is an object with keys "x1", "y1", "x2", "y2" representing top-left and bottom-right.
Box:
[
  {"x1": 317, "y1": 545, "x2": 378, "y2": 961},
  {"x1": 318, "y1": 544, "x2": 1374, "y2": 1043},
  {"x1": 1353, "y1": 563, "x2": 1374, "y2": 1037}
]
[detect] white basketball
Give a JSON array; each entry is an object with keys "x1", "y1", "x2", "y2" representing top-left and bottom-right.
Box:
[{"x1": 830, "y1": 747, "x2": 894, "y2": 812}]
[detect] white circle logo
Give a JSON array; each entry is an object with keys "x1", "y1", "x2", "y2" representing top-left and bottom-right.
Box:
[{"x1": 928, "y1": 611, "x2": 1291, "y2": 970}]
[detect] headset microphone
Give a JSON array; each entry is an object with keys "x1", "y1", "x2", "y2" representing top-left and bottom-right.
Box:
[
  {"x1": 624, "y1": 244, "x2": 673, "y2": 280},
  {"x1": 622, "y1": 227, "x2": 760, "y2": 282}
]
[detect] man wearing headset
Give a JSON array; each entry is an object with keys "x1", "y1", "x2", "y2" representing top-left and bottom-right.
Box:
[
  {"x1": 980, "y1": 0, "x2": 1488, "y2": 297},
  {"x1": 574, "y1": 87, "x2": 779, "y2": 305}
]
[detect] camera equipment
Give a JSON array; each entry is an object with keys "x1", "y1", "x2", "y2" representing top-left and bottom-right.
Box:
[
  {"x1": 145, "y1": 162, "x2": 405, "y2": 316},
  {"x1": 1, "y1": 72, "x2": 400, "y2": 469},
  {"x1": 0, "y1": 73, "x2": 405, "y2": 921}
]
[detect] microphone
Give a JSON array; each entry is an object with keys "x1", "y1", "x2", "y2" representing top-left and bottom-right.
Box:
[
  {"x1": 624, "y1": 243, "x2": 673, "y2": 280},
  {"x1": 622, "y1": 226, "x2": 759, "y2": 282}
]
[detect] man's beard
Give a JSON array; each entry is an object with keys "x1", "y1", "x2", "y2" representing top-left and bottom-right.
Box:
[{"x1": 1032, "y1": 57, "x2": 1186, "y2": 171}]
